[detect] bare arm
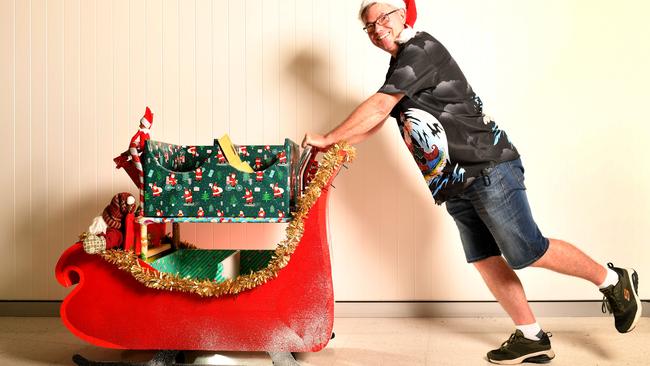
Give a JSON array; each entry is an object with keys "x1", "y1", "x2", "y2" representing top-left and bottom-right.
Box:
[
  {"x1": 302, "y1": 92, "x2": 403, "y2": 148},
  {"x1": 346, "y1": 119, "x2": 386, "y2": 145}
]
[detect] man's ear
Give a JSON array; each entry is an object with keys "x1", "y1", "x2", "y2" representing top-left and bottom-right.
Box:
[{"x1": 399, "y1": 8, "x2": 406, "y2": 24}]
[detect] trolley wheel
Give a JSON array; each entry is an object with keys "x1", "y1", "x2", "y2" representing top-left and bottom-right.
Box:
[
  {"x1": 268, "y1": 351, "x2": 300, "y2": 366},
  {"x1": 72, "y1": 350, "x2": 184, "y2": 366}
]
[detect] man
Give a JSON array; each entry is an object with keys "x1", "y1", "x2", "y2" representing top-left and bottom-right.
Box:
[{"x1": 301, "y1": 0, "x2": 642, "y2": 364}]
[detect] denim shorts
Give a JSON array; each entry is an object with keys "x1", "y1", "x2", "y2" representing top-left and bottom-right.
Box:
[{"x1": 445, "y1": 158, "x2": 549, "y2": 269}]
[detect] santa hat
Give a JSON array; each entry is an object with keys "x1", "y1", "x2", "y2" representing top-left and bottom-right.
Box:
[
  {"x1": 102, "y1": 192, "x2": 137, "y2": 230},
  {"x1": 359, "y1": 0, "x2": 417, "y2": 28},
  {"x1": 140, "y1": 106, "x2": 154, "y2": 129}
]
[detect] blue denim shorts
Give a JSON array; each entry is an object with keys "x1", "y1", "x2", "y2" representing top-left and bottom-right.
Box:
[{"x1": 445, "y1": 158, "x2": 549, "y2": 269}]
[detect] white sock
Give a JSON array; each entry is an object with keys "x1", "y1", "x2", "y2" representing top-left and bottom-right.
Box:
[
  {"x1": 516, "y1": 323, "x2": 542, "y2": 340},
  {"x1": 598, "y1": 268, "x2": 619, "y2": 289}
]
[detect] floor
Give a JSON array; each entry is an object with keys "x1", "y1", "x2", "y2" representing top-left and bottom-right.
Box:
[{"x1": 0, "y1": 317, "x2": 648, "y2": 365}]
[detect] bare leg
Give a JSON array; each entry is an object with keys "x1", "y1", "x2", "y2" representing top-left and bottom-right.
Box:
[
  {"x1": 531, "y1": 238, "x2": 607, "y2": 286},
  {"x1": 474, "y1": 256, "x2": 536, "y2": 325},
  {"x1": 474, "y1": 239, "x2": 608, "y2": 326}
]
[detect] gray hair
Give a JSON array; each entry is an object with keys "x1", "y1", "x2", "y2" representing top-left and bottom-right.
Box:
[
  {"x1": 358, "y1": 0, "x2": 415, "y2": 44},
  {"x1": 358, "y1": 0, "x2": 405, "y2": 24}
]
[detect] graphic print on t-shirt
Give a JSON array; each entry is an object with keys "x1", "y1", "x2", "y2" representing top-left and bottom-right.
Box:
[
  {"x1": 399, "y1": 108, "x2": 449, "y2": 183},
  {"x1": 378, "y1": 32, "x2": 520, "y2": 203}
]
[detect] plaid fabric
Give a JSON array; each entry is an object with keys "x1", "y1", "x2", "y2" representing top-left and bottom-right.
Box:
[{"x1": 82, "y1": 233, "x2": 106, "y2": 254}]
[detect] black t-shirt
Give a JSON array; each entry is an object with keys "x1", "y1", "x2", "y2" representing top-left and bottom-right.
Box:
[{"x1": 378, "y1": 31, "x2": 519, "y2": 203}]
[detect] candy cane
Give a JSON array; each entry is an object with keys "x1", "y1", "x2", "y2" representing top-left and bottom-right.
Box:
[{"x1": 129, "y1": 107, "x2": 154, "y2": 209}]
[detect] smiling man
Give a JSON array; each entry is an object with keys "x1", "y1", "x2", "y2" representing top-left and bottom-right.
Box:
[{"x1": 301, "y1": 0, "x2": 642, "y2": 364}]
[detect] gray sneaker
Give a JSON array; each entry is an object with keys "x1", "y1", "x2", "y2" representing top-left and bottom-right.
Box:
[
  {"x1": 600, "y1": 262, "x2": 642, "y2": 333},
  {"x1": 487, "y1": 330, "x2": 555, "y2": 365}
]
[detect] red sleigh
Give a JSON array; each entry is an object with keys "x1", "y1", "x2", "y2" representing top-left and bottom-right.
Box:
[{"x1": 55, "y1": 140, "x2": 351, "y2": 365}]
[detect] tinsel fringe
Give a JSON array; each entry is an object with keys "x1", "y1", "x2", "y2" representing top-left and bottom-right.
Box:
[{"x1": 99, "y1": 142, "x2": 356, "y2": 297}]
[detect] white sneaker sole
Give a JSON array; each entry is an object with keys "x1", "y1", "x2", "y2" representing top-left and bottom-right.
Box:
[
  {"x1": 624, "y1": 268, "x2": 642, "y2": 333},
  {"x1": 488, "y1": 349, "x2": 555, "y2": 365}
]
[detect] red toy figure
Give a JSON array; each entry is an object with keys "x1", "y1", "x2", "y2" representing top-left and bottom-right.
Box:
[
  {"x1": 243, "y1": 188, "x2": 254, "y2": 205},
  {"x1": 277, "y1": 210, "x2": 285, "y2": 222},
  {"x1": 166, "y1": 173, "x2": 177, "y2": 186},
  {"x1": 258, "y1": 207, "x2": 266, "y2": 218},
  {"x1": 238, "y1": 211, "x2": 245, "y2": 218},
  {"x1": 149, "y1": 183, "x2": 163, "y2": 197},
  {"x1": 197, "y1": 207, "x2": 205, "y2": 217},
  {"x1": 254, "y1": 157, "x2": 263, "y2": 170},
  {"x1": 183, "y1": 189, "x2": 193, "y2": 204},
  {"x1": 209, "y1": 183, "x2": 223, "y2": 197},
  {"x1": 216, "y1": 148, "x2": 226, "y2": 164},
  {"x1": 187, "y1": 146, "x2": 198, "y2": 157},
  {"x1": 82, "y1": 193, "x2": 138, "y2": 254},
  {"x1": 195, "y1": 168, "x2": 203, "y2": 181},
  {"x1": 256, "y1": 171, "x2": 264, "y2": 182},
  {"x1": 113, "y1": 107, "x2": 154, "y2": 189},
  {"x1": 238, "y1": 146, "x2": 249, "y2": 157},
  {"x1": 226, "y1": 173, "x2": 238, "y2": 187},
  {"x1": 271, "y1": 183, "x2": 284, "y2": 199},
  {"x1": 177, "y1": 210, "x2": 184, "y2": 217},
  {"x1": 277, "y1": 151, "x2": 287, "y2": 164},
  {"x1": 155, "y1": 209, "x2": 164, "y2": 217}
]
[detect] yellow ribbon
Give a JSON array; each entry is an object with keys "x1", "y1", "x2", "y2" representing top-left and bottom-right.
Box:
[{"x1": 217, "y1": 134, "x2": 254, "y2": 173}]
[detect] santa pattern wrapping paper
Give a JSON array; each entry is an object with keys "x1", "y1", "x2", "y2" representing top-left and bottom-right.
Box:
[{"x1": 143, "y1": 139, "x2": 299, "y2": 220}]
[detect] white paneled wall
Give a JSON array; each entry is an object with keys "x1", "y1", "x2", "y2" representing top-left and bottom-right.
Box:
[{"x1": 1, "y1": 0, "x2": 649, "y2": 302}]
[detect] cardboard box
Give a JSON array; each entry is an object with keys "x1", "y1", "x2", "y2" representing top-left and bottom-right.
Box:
[{"x1": 143, "y1": 139, "x2": 298, "y2": 220}]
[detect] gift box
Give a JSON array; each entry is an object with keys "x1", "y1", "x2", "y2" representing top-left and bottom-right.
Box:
[
  {"x1": 149, "y1": 249, "x2": 275, "y2": 281},
  {"x1": 142, "y1": 138, "x2": 299, "y2": 220},
  {"x1": 149, "y1": 249, "x2": 238, "y2": 282},
  {"x1": 239, "y1": 250, "x2": 275, "y2": 275}
]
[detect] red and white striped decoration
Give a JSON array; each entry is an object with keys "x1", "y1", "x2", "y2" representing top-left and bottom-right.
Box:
[{"x1": 129, "y1": 107, "x2": 154, "y2": 211}]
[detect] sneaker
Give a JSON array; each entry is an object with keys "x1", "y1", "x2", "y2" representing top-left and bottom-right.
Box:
[
  {"x1": 487, "y1": 330, "x2": 555, "y2": 365},
  {"x1": 600, "y1": 262, "x2": 642, "y2": 333}
]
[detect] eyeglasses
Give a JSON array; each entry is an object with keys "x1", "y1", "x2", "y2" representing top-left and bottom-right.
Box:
[{"x1": 363, "y1": 9, "x2": 400, "y2": 33}]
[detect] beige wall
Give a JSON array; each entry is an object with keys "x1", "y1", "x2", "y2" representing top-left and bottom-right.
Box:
[{"x1": 1, "y1": 0, "x2": 649, "y2": 301}]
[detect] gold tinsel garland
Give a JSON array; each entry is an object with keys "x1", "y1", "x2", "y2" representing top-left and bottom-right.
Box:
[{"x1": 99, "y1": 143, "x2": 356, "y2": 297}]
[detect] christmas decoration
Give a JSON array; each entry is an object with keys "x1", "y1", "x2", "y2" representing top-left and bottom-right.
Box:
[
  {"x1": 239, "y1": 250, "x2": 275, "y2": 275},
  {"x1": 142, "y1": 138, "x2": 300, "y2": 220},
  {"x1": 149, "y1": 249, "x2": 237, "y2": 282},
  {"x1": 80, "y1": 233, "x2": 106, "y2": 255},
  {"x1": 217, "y1": 134, "x2": 254, "y2": 173},
  {"x1": 113, "y1": 107, "x2": 154, "y2": 197},
  {"x1": 56, "y1": 142, "x2": 353, "y2": 354},
  {"x1": 102, "y1": 193, "x2": 138, "y2": 230},
  {"x1": 81, "y1": 193, "x2": 137, "y2": 254},
  {"x1": 99, "y1": 142, "x2": 355, "y2": 297}
]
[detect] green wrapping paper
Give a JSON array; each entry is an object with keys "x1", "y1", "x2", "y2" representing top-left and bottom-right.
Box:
[
  {"x1": 149, "y1": 249, "x2": 237, "y2": 282},
  {"x1": 142, "y1": 139, "x2": 299, "y2": 219},
  {"x1": 239, "y1": 250, "x2": 275, "y2": 275}
]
